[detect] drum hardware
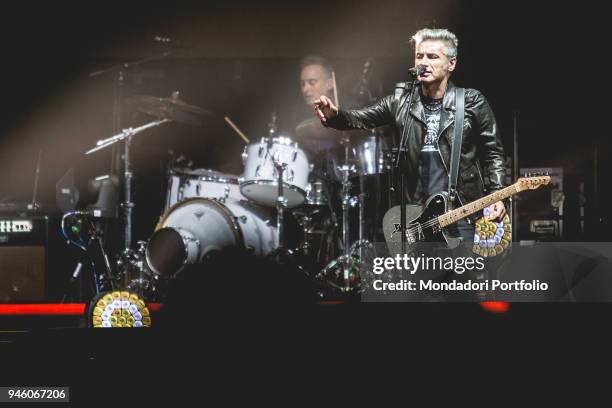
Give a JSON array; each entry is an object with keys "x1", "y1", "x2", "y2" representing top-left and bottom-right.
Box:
[
  {"x1": 88, "y1": 48, "x2": 175, "y2": 80},
  {"x1": 126, "y1": 91, "x2": 213, "y2": 126},
  {"x1": 222, "y1": 185, "x2": 231, "y2": 203},
  {"x1": 89, "y1": 47, "x2": 176, "y2": 198},
  {"x1": 86, "y1": 118, "x2": 171, "y2": 259},
  {"x1": 61, "y1": 211, "x2": 159, "y2": 301},
  {"x1": 273, "y1": 151, "x2": 289, "y2": 251},
  {"x1": 357, "y1": 183, "x2": 368, "y2": 261},
  {"x1": 305, "y1": 180, "x2": 329, "y2": 207},
  {"x1": 84, "y1": 92, "x2": 211, "y2": 299},
  {"x1": 316, "y1": 160, "x2": 366, "y2": 292},
  {"x1": 294, "y1": 212, "x2": 315, "y2": 253},
  {"x1": 111, "y1": 91, "x2": 210, "y2": 251},
  {"x1": 292, "y1": 200, "x2": 338, "y2": 276},
  {"x1": 317, "y1": 239, "x2": 374, "y2": 293},
  {"x1": 115, "y1": 240, "x2": 158, "y2": 299},
  {"x1": 313, "y1": 130, "x2": 394, "y2": 292},
  {"x1": 60, "y1": 211, "x2": 116, "y2": 300}
]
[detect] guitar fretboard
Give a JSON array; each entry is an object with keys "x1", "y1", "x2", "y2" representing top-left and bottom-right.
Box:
[{"x1": 438, "y1": 184, "x2": 518, "y2": 227}]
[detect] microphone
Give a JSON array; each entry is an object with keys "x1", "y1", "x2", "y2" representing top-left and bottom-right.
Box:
[{"x1": 408, "y1": 64, "x2": 428, "y2": 78}]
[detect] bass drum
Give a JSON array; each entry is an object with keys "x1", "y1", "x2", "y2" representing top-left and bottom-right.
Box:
[{"x1": 146, "y1": 198, "x2": 277, "y2": 277}]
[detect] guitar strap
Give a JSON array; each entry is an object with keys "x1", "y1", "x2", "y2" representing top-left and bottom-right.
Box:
[{"x1": 448, "y1": 87, "x2": 465, "y2": 208}]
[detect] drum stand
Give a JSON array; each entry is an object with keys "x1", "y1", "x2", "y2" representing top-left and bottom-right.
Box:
[
  {"x1": 316, "y1": 145, "x2": 370, "y2": 293},
  {"x1": 266, "y1": 152, "x2": 295, "y2": 264},
  {"x1": 274, "y1": 152, "x2": 289, "y2": 250}
]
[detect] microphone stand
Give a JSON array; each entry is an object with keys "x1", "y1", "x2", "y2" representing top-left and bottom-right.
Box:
[
  {"x1": 395, "y1": 77, "x2": 419, "y2": 254},
  {"x1": 27, "y1": 148, "x2": 43, "y2": 212}
]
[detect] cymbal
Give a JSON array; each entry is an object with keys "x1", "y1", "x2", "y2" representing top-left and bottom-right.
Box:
[
  {"x1": 295, "y1": 117, "x2": 370, "y2": 147},
  {"x1": 295, "y1": 117, "x2": 339, "y2": 141},
  {"x1": 126, "y1": 91, "x2": 212, "y2": 126}
]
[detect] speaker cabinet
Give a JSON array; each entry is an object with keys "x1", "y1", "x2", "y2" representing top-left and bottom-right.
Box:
[
  {"x1": 0, "y1": 246, "x2": 45, "y2": 302},
  {"x1": 0, "y1": 216, "x2": 49, "y2": 302}
]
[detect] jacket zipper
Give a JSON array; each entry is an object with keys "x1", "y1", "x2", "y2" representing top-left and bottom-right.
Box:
[{"x1": 475, "y1": 163, "x2": 485, "y2": 189}]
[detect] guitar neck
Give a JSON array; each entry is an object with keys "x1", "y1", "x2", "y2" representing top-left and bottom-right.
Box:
[{"x1": 438, "y1": 184, "x2": 518, "y2": 228}]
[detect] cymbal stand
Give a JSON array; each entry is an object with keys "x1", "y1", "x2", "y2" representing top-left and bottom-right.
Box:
[
  {"x1": 358, "y1": 175, "x2": 366, "y2": 261},
  {"x1": 316, "y1": 158, "x2": 361, "y2": 292},
  {"x1": 89, "y1": 48, "x2": 175, "y2": 188},
  {"x1": 87, "y1": 118, "x2": 169, "y2": 252},
  {"x1": 273, "y1": 151, "x2": 288, "y2": 251},
  {"x1": 340, "y1": 163, "x2": 356, "y2": 291},
  {"x1": 348, "y1": 137, "x2": 371, "y2": 268},
  {"x1": 86, "y1": 118, "x2": 170, "y2": 296}
]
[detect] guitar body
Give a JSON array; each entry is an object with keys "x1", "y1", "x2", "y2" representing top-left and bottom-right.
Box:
[
  {"x1": 382, "y1": 192, "x2": 451, "y2": 248},
  {"x1": 381, "y1": 175, "x2": 551, "y2": 256}
]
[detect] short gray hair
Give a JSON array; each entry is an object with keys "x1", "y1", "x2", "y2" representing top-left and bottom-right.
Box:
[
  {"x1": 300, "y1": 55, "x2": 334, "y2": 79},
  {"x1": 411, "y1": 28, "x2": 459, "y2": 60}
]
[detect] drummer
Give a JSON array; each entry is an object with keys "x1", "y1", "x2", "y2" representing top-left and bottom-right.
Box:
[
  {"x1": 296, "y1": 55, "x2": 346, "y2": 180},
  {"x1": 298, "y1": 56, "x2": 393, "y2": 245},
  {"x1": 295, "y1": 56, "x2": 344, "y2": 262},
  {"x1": 298, "y1": 55, "x2": 337, "y2": 148}
]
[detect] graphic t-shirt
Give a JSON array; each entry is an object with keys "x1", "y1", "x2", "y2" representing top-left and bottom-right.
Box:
[{"x1": 416, "y1": 95, "x2": 447, "y2": 202}]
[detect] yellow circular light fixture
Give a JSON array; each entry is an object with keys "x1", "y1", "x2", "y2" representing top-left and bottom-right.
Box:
[{"x1": 89, "y1": 291, "x2": 152, "y2": 328}]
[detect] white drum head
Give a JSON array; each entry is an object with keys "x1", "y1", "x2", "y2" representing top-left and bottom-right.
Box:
[{"x1": 240, "y1": 181, "x2": 305, "y2": 208}]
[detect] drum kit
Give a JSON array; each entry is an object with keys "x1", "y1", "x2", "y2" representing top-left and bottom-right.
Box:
[{"x1": 80, "y1": 91, "x2": 396, "y2": 301}]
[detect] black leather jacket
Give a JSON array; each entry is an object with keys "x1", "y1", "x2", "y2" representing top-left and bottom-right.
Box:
[{"x1": 325, "y1": 81, "x2": 506, "y2": 205}]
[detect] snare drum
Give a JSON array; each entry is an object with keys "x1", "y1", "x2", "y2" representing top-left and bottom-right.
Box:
[
  {"x1": 165, "y1": 168, "x2": 243, "y2": 210},
  {"x1": 240, "y1": 137, "x2": 310, "y2": 208}
]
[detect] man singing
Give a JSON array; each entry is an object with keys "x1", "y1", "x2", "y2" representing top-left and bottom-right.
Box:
[{"x1": 314, "y1": 28, "x2": 506, "y2": 241}]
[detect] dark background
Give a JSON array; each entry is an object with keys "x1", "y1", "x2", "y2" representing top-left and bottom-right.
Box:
[
  {"x1": 0, "y1": 0, "x2": 606, "y2": 244},
  {"x1": 0, "y1": 1, "x2": 610, "y2": 389}
]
